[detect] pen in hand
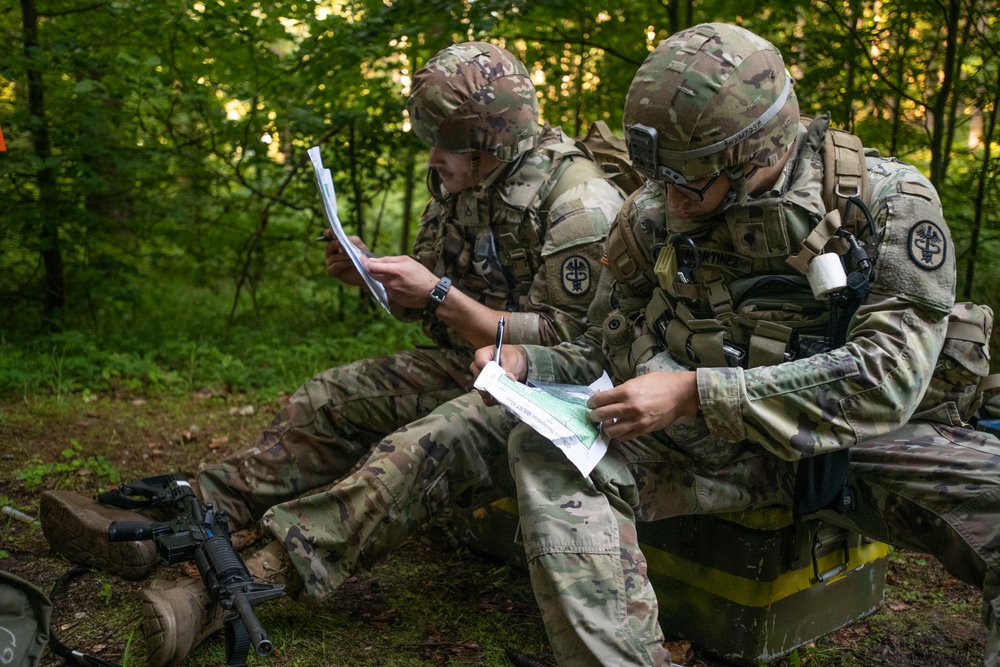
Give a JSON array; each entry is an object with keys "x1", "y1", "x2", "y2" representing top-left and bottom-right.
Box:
[{"x1": 494, "y1": 316, "x2": 505, "y2": 366}]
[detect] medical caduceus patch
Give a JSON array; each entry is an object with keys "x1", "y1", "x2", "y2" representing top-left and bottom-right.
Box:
[
  {"x1": 561, "y1": 255, "x2": 591, "y2": 295},
  {"x1": 908, "y1": 220, "x2": 947, "y2": 270}
]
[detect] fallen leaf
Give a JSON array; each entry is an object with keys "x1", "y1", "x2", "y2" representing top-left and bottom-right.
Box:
[
  {"x1": 229, "y1": 405, "x2": 255, "y2": 416},
  {"x1": 209, "y1": 436, "x2": 230, "y2": 448},
  {"x1": 131, "y1": 398, "x2": 147, "y2": 406},
  {"x1": 887, "y1": 601, "x2": 911, "y2": 612},
  {"x1": 664, "y1": 639, "x2": 694, "y2": 665},
  {"x1": 230, "y1": 525, "x2": 262, "y2": 550}
]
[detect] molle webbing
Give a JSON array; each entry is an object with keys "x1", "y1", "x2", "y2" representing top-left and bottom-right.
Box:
[{"x1": 748, "y1": 320, "x2": 794, "y2": 368}]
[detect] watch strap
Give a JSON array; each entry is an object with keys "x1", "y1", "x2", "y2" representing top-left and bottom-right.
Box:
[{"x1": 425, "y1": 276, "x2": 452, "y2": 315}]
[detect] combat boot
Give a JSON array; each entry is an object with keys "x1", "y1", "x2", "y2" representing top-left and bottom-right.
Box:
[
  {"x1": 40, "y1": 490, "x2": 159, "y2": 580},
  {"x1": 141, "y1": 542, "x2": 303, "y2": 666},
  {"x1": 245, "y1": 540, "x2": 304, "y2": 594},
  {"x1": 142, "y1": 577, "x2": 225, "y2": 667}
]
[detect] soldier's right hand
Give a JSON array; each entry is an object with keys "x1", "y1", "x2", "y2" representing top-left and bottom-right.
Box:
[
  {"x1": 471, "y1": 344, "x2": 527, "y2": 383},
  {"x1": 472, "y1": 343, "x2": 527, "y2": 407},
  {"x1": 323, "y1": 234, "x2": 369, "y2": 287}
]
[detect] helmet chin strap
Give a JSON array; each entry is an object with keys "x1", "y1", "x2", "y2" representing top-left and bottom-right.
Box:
[
  {"x1": 473, "y1": 151, "x2": 519, "y2": 199},
  {"x1": 470, "y1": 153, "x2": 482, "y2": 191},
  {"x1": 715, "y1": 164, "x2": 759, "y2": 214}
]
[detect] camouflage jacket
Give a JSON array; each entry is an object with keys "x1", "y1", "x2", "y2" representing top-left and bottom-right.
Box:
[
  {"x1": 410, "y1": 124, "x2": 624, "y2": 356},
  {"x1": 522, "y1": 120, "x2": 957, "y2": 464}
]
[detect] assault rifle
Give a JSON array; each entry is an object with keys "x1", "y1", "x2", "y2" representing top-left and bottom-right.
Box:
[{"x1": 99, "y1": 473, "x2": 284, "y2": 667}]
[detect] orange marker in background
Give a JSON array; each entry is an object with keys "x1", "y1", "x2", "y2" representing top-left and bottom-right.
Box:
[{"x1": 0, "y1": 124, "x2": 6, "y2": 152}]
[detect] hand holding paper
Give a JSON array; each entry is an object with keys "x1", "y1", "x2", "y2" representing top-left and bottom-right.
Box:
[
  {"x1": 308, "y1": 146, "x2": 391, "y2": 313},
  {"x1": 473, "y1": 362, "x2": 612, "y2": 476}
]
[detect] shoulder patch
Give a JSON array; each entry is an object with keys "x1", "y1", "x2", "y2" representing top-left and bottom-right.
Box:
[
  {"x1": 561, "y1": 255, "x2": 592, "y2": 295},
  {"x1": 908, "y1": 220, "x2": 948, "y2": 270}
]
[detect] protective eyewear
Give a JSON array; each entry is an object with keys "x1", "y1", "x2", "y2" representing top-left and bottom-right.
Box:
[{"x1": 669, "y1": 172, "x2": 725, "y2": 201}]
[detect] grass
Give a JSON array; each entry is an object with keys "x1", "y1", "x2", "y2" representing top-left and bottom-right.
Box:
[{"x1": 0, "y1": 295, "x2": 431, "y2": 404}]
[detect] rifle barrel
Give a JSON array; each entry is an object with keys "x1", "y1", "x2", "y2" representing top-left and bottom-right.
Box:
[{"x1": 232, "y1": 592, "x2": 274, "y2": 657}]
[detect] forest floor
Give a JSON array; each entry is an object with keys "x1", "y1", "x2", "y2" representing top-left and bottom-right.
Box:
[{"x1": 0, "y1": 391, "x2": 987, "y2": 667}]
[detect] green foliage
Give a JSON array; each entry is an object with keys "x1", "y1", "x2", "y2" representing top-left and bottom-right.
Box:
[
  {"x1": 2, "y1": 0, "x2": 999, "y2": 379},
  {"x1": 0, "y1": 273, "x2": 429, "y2": 399},
  {"x1": 98, "y1": 580, "x2": 114, "y2": 606},
  {"x1": 14, "y1": 439, "x2": 121, "y2": 490}
]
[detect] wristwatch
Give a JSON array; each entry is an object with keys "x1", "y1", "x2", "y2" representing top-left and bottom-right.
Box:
[{"x1": 425, "y1": 276, "x2": 452, "y2": 315}]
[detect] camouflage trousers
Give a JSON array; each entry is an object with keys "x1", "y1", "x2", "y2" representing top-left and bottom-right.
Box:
[
  {"x1": 197, "y1": 348, "x2": 475, "y2": 529},
  {"x1": 258, "y1": 388, "x2": 515, "y2": 598},
  {"x1": 510, "y1": 420, "x2": 1000, "y2": 667}
]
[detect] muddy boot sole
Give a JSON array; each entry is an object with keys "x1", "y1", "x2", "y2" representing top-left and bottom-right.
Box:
[{"x1": 40, "y1": 490, "x2": 159, "y2": 580}]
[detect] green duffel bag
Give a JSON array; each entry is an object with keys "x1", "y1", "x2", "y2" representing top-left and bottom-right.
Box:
[{"x1": 0, "y1": 570, "x2": 51, "y2": 667}]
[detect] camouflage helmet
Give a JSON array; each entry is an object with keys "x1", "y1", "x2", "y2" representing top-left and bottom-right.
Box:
[
  {"x1": 623, "y1": 23, "x2": 798, "y2": 185},
  {"x1": 407, "y1": 41, "x2": 540, "y2": 162}
]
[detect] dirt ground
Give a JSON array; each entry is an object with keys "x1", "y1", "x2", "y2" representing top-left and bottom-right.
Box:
[{"x1": 0, "y1": 392, "x2": 988, "y2": 666}]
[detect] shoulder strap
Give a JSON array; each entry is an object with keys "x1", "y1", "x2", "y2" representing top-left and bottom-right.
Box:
[
  {"x1": 822, "y1": 123, "x2": 870, "y2": 232},
  {"x1": 605, "y1": 187, "x2": 657, "y2": 295},
  {"x1": 787, "y1": 117, "x2": 871, "y2": 275}
]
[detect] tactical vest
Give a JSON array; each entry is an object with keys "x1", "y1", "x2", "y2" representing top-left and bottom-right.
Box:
[
  {"x1": 416, "y1": 126, "x2": 605, "y2": 351},
  {"x1": 603, "y1": 115, "x2": 997, "y2": 513},
  {"x1": 604, "y1": 115, "x2": 995, "y2": 422},
  {"x1": 603, "y1": 115, "x2": 864, "y2": 382}
]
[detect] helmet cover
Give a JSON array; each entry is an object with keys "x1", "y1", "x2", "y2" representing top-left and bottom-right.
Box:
[
  {"x1": 408, "y1": 42, "x2": 540, "y2": 162},
  {"x1": 623, "y1": 23, "x2": 798, "y2": 183}
]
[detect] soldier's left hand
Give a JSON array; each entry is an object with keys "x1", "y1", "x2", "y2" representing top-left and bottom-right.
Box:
[
  {"x1": 587, "y1": 371, "x2": 699, "y2": 441},
  {"x1": 366, "y1": 256, "x2": 439, "y2": 308}
]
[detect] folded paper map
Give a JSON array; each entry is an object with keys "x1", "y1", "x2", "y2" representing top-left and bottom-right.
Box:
[{"x1": 474, "y1": 361, "x2": 612, "y2": 476}]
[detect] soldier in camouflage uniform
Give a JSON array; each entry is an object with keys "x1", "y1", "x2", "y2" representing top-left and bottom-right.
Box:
[
  {"x1": 472, "y1": 23, "x2": 1000, "y2": 667},
  {"x1": 40, "y1": 41, "x2": 624, "y2": 666}
]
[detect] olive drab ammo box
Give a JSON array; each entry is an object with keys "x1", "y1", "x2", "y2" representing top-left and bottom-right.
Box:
[
  {"x1": 452, "y1": 500, "x2": 889, "y2": 664},
  {"x1": 637, "y1": 510, "x2": 888, "y2": 664}
]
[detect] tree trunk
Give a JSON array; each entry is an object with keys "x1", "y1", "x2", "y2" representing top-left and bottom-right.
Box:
[
  {"x1": 400, "y1": 148, "x2": 416, "y2": 256},
  {"x1": 348, "y1": 121, "x2": 365, "y2": 244},
  {"x1": 348, "y1": 120, "x2": 371, "y2": 311},
  {"x1": 928, "y1": 0, "x2": 960, "y2": 189},
  {"x1": 840, "y1": 1, "x2": 863, "y2": 131},
  {"x1": 963, "y1": 68, "x2": 1000, "y2": 300},
  {"x1": 21, "y1": 0, "x2": 65, "y2": 327},
  {"x1": 887, "y1": 8, "x2": 913, "y2": 157}
]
